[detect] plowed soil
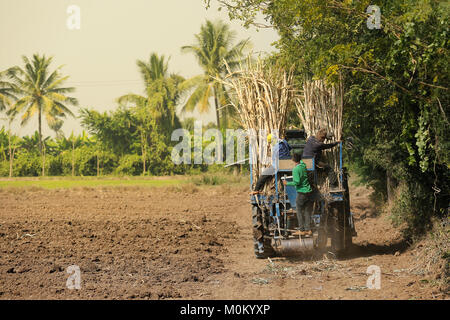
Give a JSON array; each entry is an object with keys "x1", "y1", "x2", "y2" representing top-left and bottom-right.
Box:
[{"x1": 0, "y1": 184, "x2": 446, "y2": 299}]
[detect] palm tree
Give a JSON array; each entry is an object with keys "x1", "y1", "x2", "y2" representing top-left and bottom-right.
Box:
[
  {"x1": 8, "y1": 54, "x2": 78, "y2": 176},
  {"x1": 180, "y1": 20, "x2": 250, "y2": 129},
  {"x1": 137, "y1": 53, "x2": 169, "y2": 87},
  {"x1": 118, "y1": 53, "x2": 183, "y2": 175},
  {"x1": 119, "y1": 53, "x2": 182, "y2": 131}
]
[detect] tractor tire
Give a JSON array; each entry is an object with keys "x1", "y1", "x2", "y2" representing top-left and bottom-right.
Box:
[
  {"x1": 330, "y1": 202, "x2": 352, "y2": 257},
  {"x1": 252, "y1": 205, "x2": 275, "y2": 259},
  {"x1": 342, "y1": 169, "x2": 353, "y2": 250},
  {"x1": 344, "y1": 213, "x2": 353, "y2": 250},
  {"x1": 317, "y1": 207, "x2": 328, "y2": 251},
  {"x1": 317, "y1": 228, "x2": 328, "y2": 251},
  {"x1": 330, "y1": 204, "x2": 345, "y2": 256}
]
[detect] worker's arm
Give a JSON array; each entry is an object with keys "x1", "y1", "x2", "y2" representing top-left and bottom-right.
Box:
[{"x1": 318, "y1": 141, "x2": 339, "y2": 150}]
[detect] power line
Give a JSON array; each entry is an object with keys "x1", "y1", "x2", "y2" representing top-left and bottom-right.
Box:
[
  {"x1": 65, "y1": 79, "x2": 143, "y2": 87},
  {"x1": 67, "y1": 79, "x2": 141, "y2": 83}
]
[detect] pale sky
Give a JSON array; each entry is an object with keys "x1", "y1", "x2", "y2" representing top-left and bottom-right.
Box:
[{"x1": 0, "y1": 0, "x2": 278, "y2": 137}]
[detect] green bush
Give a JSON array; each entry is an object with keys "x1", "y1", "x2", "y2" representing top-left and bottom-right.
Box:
[
  {"x1": 192, "y1": 174, "x2": 225, "y2": 186},
  {"x1": 12, "y1": 151, "x2": 41, "y2": 176},
  {"x1": 146, "y1": 141, "x2": 175, "y2": 176},
  {"x1": 115, "y1": 154, "x2": 143, "y2": 176},
  {"x1": 48, "y1": 154, "x2": 64, "y2": 176},
  {"x1": 390, "y1": 182, "x2": 435, "y2": 240},
  {"x1": 0, "y1": 161, "x2": 9, "y2": 176}
]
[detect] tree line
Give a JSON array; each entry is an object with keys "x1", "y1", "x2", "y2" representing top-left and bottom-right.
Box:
[{"x1": 0, "y1": 20, "x2": 249, "y2": 178}]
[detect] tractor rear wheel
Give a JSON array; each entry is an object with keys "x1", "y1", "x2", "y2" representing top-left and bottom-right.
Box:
[
  {"x1": 330, "y1": 204, "x2": 344, "y2": 256},
  {"x1": 330, "y1": 202, "x2": 352, "y2": 257},
  {"x1": 252, "y1": 205, "x2": 275, "y2": 259},
  {"x1": 343, "y1": 213, "x2": 353, "y2": 249},
  {"x1": 317, "y1": 203, "x2": 328, "y2": 251},
  {"x1": 342, "y1": 169, "x2": 353, "y2": 250}
]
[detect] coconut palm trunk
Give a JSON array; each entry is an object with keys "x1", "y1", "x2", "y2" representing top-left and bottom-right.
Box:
[
  {"x1": 8, "y1": 130, "x2": 15, "y2": 178},
  {"x1": 72, "y1": 139, "x2": 75, "y2": 177},
  {"x1": 8, "y1": 134, "x2": 12, "y2": 177},
  {"x1": 141, "y1": 131, "x2": 146, "y2": 175},
  {"x1": 9, "y1": 152, "x2": 13, "y2": 177},
  {"x1": 8, "y1": 132, "x2": 18, "y2": 178},
  {"x1": 97, "y1": 153, "x2": 100, "y2": 177},
  {"x1": 213, "y1": 86, "x2": 221, "y2": 128},
  {"x1": 38, "y1": 108, "x2": 45, "y2": 176}
]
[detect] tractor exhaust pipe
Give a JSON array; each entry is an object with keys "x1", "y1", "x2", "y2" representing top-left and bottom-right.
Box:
[{"x1": 272, "y1": 237, "x2": 314, "y2": 256}]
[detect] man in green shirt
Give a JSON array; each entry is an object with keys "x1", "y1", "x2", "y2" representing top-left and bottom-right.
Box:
[{"x1": 283, "y1": 152, "x2": 314, "y2": 237}]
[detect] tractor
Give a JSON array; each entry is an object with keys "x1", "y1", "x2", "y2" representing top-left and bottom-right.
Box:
[{"x1": 251, "y1": 129, "x2": 357, "y2": 258}]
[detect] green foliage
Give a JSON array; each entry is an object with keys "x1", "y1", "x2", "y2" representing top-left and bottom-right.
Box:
[
  {"x1": 214, "y1": 0, "x2": 450, "y2": 237},
  {"x1": 146, "y1": 138, "x2": 176, "y2": 175},
  {"x1": 1, "y1": 109, "x2": 243, "y2": 178},
  {"x1": 0, "y1": 127, "x2": 9, "y2": 161},
  {"x1": 80, "y1": 107, "x2": 139, "y2": 156},
  {"x1": 192, "y1": 174, "x2": 225, "y2": 186},
  {"x1": 10, "y1": 151, "x2": 42, "y2": 176},
  {"x1": 190, "y1": 171, "x2": 248, "y2": 186},
  {"x1": 0, "y1": 131, "x2": 118, "y2": 177},
  {"x1": 390, "y1": 182, "x2": 435, "y2": 239},
  {"x1": 115, "y1": 154, "x2": 142, "y2": 176}
]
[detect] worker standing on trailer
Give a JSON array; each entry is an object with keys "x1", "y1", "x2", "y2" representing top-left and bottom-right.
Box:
[
  {"x1": 251, "y1": 133, "x2": 292, "y2": 193},
  {"x1": 283, "y1": 153, "x2": 313, "y2": 237},
  {"x1": 269, "y1": 133, "x2": 292, "y2": 161},
  {"x1": 302, "y1": 128, "x2": 341, "y2": 189}
]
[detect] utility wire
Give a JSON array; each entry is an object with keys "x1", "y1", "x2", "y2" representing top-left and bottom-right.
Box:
[{"x1": 66, "y1": 79, "x2": 143, "y2": 87}]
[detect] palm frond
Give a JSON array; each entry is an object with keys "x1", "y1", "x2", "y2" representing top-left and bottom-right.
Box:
[
  {"x1": 46, "y1": 75, "x2": 69, "y2": 90},
  {"x1": 178, "y1": 75, "x2": 205, "y2": 93},
  {"x1": 43, "y1": 66, "x2": 63, "y2": 89},
  {"x1": 11, "y1": 96, "x2": 32, "y2": 114},
  {"x1": 20, "y1": 101, "x2": 38, "y2": 126},
  {"x1": 117, "y1": 93, "x2": 147, "y2": 107},
  {"x1": 182, "y1": 82, "x2": 210, "y2": 113},
  {"x1": 198, "y1": 83, "x2": 213, "y2": 114},
  {"x1": 48, "y1": 86, "x2": 76, "y2": 94},
  {"x1": 53, "y1": 101, "x2": 75, "y2": 118}
]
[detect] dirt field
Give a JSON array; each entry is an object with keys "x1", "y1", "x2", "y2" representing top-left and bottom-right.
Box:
[{"x1": 0, "y1": 183, "x2": 446, "y2": 300}]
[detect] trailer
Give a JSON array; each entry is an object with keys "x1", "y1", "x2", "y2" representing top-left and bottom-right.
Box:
[{"x1": 251, "y1": 129, "x2": 357, "y2": 258}]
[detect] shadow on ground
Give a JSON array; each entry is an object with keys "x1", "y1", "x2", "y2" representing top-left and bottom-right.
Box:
[
  {"x1": 274, "y1": 239, "x2": 411, "y2": 263},
  {"x1": 340, "y1": 240, "x2": 411, "y2": 260}
]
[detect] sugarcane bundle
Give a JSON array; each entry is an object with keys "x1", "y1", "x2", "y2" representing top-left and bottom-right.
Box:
[
  {"x1": 295, "y1": 78, "x2": 344, "y2": 193},
  {"x1": 219, "y1": 58, "x2": 296, "y2": 189}
]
